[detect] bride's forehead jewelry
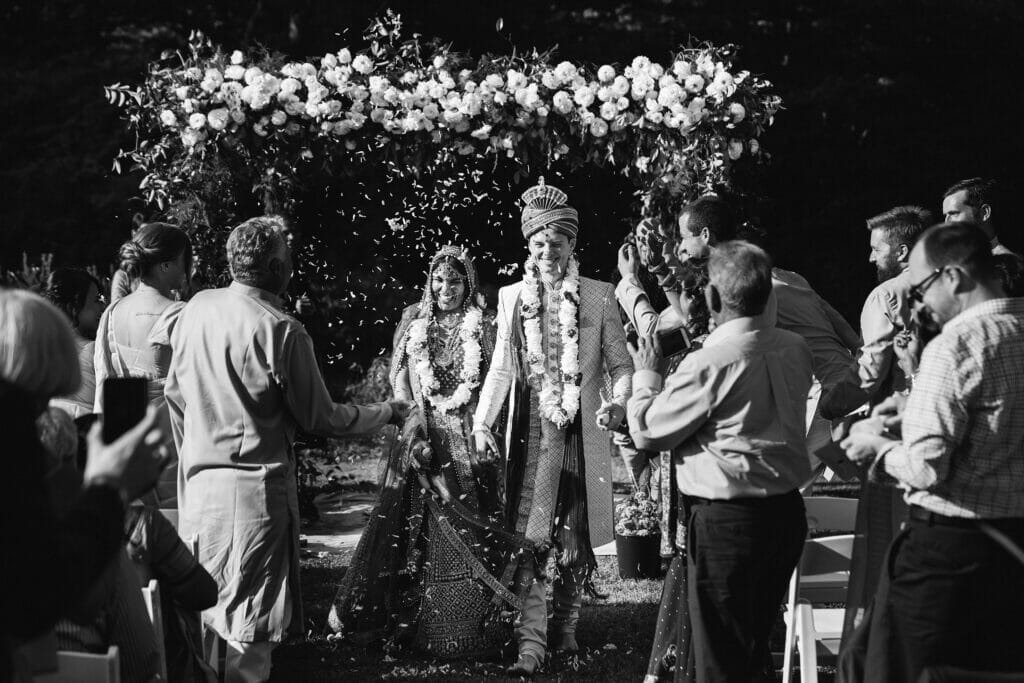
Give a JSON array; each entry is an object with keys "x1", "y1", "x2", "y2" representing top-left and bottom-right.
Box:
[{"x1": 433, "y1": 261, "x2": 464, "y2": 282}]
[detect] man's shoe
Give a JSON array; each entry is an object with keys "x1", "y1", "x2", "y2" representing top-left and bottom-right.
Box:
[
  {"x1": 548, "y1": 630, "x2": 579, "y2": 653},
  {"x1": 505, "y1": 651, "x2": 542, "y2": 677}
]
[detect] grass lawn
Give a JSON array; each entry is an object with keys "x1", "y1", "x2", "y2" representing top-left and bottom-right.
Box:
[{"x1": 275, "y1": 443, "x2": 843, "y2": 681}]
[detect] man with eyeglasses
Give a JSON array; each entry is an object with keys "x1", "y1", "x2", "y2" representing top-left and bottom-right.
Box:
[{"x1": 840, "y1": 222, "x2": 1024, "y2": 680}]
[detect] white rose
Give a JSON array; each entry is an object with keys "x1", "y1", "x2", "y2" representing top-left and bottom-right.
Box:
[
  {"x1": 749, "y1": 139, "x2": 760, "y2": 154},
  {"x1": 573, "y1": 85, "x2": 596, "y2": 108},
  {"x1": 185, "y1": 67, "x2": 202, "y2": 81},
  {"x1": 278, "y1": 78, "x2": 300, "y2": 96},
  {"x1": 597, "y1": 64, "x2": 616, "y2": 83},
  {"x1": 552, "y1": 90, "x2": 573, "y2": 114},
  {"x1": 493, "y1": 91, "x2": 508, "y2": 106},
  {"x1": 728, "y1": 139, "x2": 743, "y2": 160},
  {"x1": 554, "y1": 61, "x2": 578, "y2": 83},
  {"x1": 159, "y1": 110, "x2": 177, "y2": 127},
  {"x1": 645, "y1": 110, "x2": 664, "y2": 124},
  {"x1": 657, "y1": 83, "x2": 684, "y2": 108},
  {"x1": 483, "y1": 73, "x2": 504, "y2": 89},
  {"x1": 304, "y1": 102, "x2": 319, "y2": 118},
  {"x1": 180, "y1": 128, "x2": 205, "y2": 148},
  {"x1": 506, "y1": 70, "x2": 527, "y2": 91},
  {"x1": 611, "y1": 75, "x2": 630, "y2": 97},
  {"x1": 630, "y1": 74, "x2": 654, "y2": 100},
  {"x1": 206, "y1": 108, "x2": 228, "y2": 130},
  {"x1": 471, "y1": 124, "x2": 492, "y2": 139},
  {"x1": 600, "y1": 102, "x2": 618, "y2": 121},
  {"x1": 729, "y1": 102, "x2": 746, "y2": 123},
  {"x1": 422, "y1": 103, "x2": 440, "y2": 119},
  {"x1": 712, "y1": 72, "x2": 736, "y2": 99},
  {"x1": 630, "y1": 56, "x2": 651, "y2": 73},
  {"x1": 595, "y1": 86, "x2": 613, "y2": 102},
  {"x1": 271, "y1": 110, "x2": 287, "y2": 126},
  {"x1": 536, "y1": 105, "x2": 549, "y2": 118},
  {"x1": 186, "y1": 112, "x2": 205, "y2": 129},
  {"x1": 230, "y1": 110, "x2": 245, "y2": 124},
  {"x1": 432, "y1": 55, "x2": 446, "y2": 70},
  {"x1": 684, "y1": 74, "x2": 705, "y2": 93},
  {"x1": 175, "y1": 85, "x2": 190, "y2": 100},
  {"x1": 541, "y1": 70, "x2": 560, "y2": 90},
  {"x1": 589, "y1": 119, "x2": 609, "y2": 137},
  {"x1": 338, "y1": 48, "x2": 352, "y2": 64},
  {"x1": 351, "y1": 55, "x2": 374, "y2": 74},
  {"x1": 225, "y1": 65, "x2": 245, "y2": 81},
  {"x1": 244, "y1": 67, "x2": 264, "y2": 85},
  {"x1": 673, "y1": 60, "x2": 693, "y2": 79},
  {"x1": 645, "y1": 97, "x2": 662, "y2": 113},
  {"x1": 579, "y1": 109, "x2": 595, "y2": 125},
  {"x1": 648, "y1": 62, "x2": 664, "y2": 79},
  {"x1": 230, "y1": 50, "x2": 244, "y2": 65},
  {"x1": 322, "y1": 53, "x2": 338, "y2": 68},
  {"x1": 616, "y1": 96, "x2": 630, "y2": 111}
]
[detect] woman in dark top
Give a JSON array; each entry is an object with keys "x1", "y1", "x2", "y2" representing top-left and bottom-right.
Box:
[{"x1": 0, "y1": 288, "x2": 167, "y2": 679}]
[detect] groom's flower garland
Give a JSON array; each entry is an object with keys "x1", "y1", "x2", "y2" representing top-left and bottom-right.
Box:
[
  {"x1": 520, "y1": 256, "x2": 581, "y2": 429},
  {"x1": 405, "y1": 307, "x2": 484, "y2": 414}
]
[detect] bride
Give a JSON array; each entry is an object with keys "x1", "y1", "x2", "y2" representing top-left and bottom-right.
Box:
[{"x1": 328, "y1": 245, "x2": 527, "y2": 659}]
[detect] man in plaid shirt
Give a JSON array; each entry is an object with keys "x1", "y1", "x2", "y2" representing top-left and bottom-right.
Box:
[{"x1": 842, "y1": 221, "x2": 1024, "y2": 680}]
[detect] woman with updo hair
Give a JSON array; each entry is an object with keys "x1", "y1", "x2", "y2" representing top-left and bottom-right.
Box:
[{"x1": 94, "y1": 222, "x2": 192, "y2": 509}]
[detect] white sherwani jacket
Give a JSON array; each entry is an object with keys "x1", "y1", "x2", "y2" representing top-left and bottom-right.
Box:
[{"x1": 473, "y1": 276, "x2": 633, "y2": 547}]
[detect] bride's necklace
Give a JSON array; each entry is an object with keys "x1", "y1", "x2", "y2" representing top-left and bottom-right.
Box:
[{"x1": 406, "y1": 307, "x2": 484, "y2": 414}]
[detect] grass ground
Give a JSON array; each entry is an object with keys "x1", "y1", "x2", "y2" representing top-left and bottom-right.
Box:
[{"x1": 274, "y1": 444, "x2": 841, "y2": 681}]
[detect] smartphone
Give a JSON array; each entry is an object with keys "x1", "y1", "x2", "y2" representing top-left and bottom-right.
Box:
[
  {"x1": 656, "y1": 327, "x2": 692, "y2": 358},
  {"x1": 102, "y1": 377, "x2": 149, "y2": 444}
]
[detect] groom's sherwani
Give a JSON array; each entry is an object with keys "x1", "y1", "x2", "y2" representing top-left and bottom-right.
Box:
[{"x1": 474, "y1": 275, "x2": 632, "y2": 549}]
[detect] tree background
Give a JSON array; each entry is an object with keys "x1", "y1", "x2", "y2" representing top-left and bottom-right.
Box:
[{"x1": 4, "y1": 0, "x2": 1023, "y2": 374}]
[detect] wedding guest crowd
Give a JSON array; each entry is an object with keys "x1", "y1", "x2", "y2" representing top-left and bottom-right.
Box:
[{"x1": 2, "y1": 173, "x2": 1023, "y2": 683}]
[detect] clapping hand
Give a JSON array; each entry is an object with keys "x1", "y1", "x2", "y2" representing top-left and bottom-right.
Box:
[
  {"x1": 839, "y1": 415, "x2": 894, "y2": 464},
  {"x1": 627, "y1": 333, "x2": 662, "y2": 372},
  {"x1": 595, "y1": 387, "x2": 625, "y2": 431}
]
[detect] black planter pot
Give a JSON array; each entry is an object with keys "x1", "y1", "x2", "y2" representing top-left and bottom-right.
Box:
[{"x1": 615, "y1": 533, "x2": 662, "y2": 579}]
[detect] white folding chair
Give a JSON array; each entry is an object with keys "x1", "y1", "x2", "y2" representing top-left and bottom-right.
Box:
[
  {"x1": 35, "y1": 645, "x2": 120, "y2": 683},
  {"x1": 780, "y1": 496, "x2": 858, "y2": 683},
  {"x1": 141, "y1": 579, "x2": 168, "y2": 682}
]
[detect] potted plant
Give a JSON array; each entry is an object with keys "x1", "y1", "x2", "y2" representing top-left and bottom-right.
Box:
[{"x1": 614, "y1": 491, "x2": 662, "y2": 579}]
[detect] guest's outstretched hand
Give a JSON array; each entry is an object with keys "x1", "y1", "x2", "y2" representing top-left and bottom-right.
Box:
[
  {"x1": 388, "y1": 400, "x2": 413, "y2": 427},
  {"x1": 84, "y1": 406, "x2": 169, "y2": 502},
  {"x1": 628, "y1": 333, "x2": 662, "y2": 372}
]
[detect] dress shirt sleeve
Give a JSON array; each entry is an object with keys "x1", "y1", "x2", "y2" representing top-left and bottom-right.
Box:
[
  {"x1": 92, "y1": 307, "x2": 113, "y2": 414},
  {"x1": 279, "y1": 323, "x2": 392, "y2": 436},
  {"x1": 602, "y1": 282, "x2": 634, "y2": 406},
  {"x1": 855, "y1": 288, "x2": 898, "y2": 400},
  {"x1": 627, "y1": 360, "x2": 714, "y2": 452},
  {"x1": 614, "y1": 276, "x2": 660, "y2": 338},
  {"x1": 880, "y1": 337, "x2": 975, "y2": 489},
  {"x1": 473, "y1": 291, "x2": 515, "y2": 430}
]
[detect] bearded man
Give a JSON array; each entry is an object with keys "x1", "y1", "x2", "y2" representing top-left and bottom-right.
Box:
[{"x1": 473, "y1": 179, "x2": 633, "y2": 675}]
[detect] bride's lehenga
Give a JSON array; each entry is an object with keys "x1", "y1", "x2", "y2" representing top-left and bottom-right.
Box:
[{"x1": 327, "y1": 248, "x2": 527, "y2": 659}]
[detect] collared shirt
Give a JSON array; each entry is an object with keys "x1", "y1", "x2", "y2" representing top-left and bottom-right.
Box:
[
  {"x1": 820, "y1": 269, "x2": 913, "y2": 417},
  {"x1": 877, "y1": 297, "x2": 1024, "y2": 519},
  {"x1": 991, "y1": 237, "x2": 1016, "y2": 256},
  {"x1": 628, "y1": 316, "x2": 814, "y2": 500},
  {"x1": 614, "y1": 275, "x2": 683, "y2": 338},
  {"x1": 768, "y1": 268, "x2": 859, "y2": 389}
]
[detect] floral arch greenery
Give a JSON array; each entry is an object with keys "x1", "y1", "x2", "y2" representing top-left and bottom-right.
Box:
[{"x1": 107, "y1": 12, "x2": 780, "y2": 382}]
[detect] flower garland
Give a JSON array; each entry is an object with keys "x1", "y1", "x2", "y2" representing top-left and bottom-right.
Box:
[
  {"x1": 520, "y1": 256, "x2": 581, "y2": 429},
  {"x1": 405, "y1": 306, "x2": 484, "y2": 414}
]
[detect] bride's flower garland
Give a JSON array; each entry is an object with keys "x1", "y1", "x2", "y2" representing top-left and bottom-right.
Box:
[
  {"x1": 520, "y1": 256, "x2": 581, "y2": 429},
  {"x1": 405, "y1": 306, "x2": 484, "y2": 414}
]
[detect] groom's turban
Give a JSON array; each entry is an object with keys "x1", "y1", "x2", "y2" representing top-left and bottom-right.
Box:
[{"x1": 520, "y1": 178, "x2": 579, "y2": 239}]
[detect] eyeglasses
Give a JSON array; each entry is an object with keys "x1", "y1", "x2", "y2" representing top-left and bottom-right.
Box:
[{"x1": 908, "y1": 267, "x2": 944, "y2": 304}]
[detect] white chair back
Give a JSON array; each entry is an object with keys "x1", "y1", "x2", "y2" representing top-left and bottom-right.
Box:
[
  {"x1": 35, "y1": 645, "x2": 120, "y2": 683},
  {"x1": 140, "y1": 579, "x2": 168, "y2": 682}
]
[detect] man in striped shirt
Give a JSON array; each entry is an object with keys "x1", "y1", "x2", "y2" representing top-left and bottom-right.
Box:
[{"x1": 842, "y1": 221, "x2": 1024, "y2": 680}]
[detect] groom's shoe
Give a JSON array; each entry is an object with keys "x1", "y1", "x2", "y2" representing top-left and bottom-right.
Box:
[
  {"x1": 505, "y1": 651, "x2": 543, "y2": 677},
  {"x1": 548, "y1": 628, "x2": 579, "y2": 653}
]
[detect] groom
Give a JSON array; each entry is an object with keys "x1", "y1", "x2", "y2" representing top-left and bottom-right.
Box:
[{"x1": 473, "y1": 178, "x2": 633, "y2": 674}]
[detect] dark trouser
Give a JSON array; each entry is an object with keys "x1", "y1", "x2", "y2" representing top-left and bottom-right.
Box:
[
  {"x1": 686, "y1": 491, "x2": 806, "y2": 683},
  {"x1": 881, "y1": 514, "x2": 1024, "y2": 681}
]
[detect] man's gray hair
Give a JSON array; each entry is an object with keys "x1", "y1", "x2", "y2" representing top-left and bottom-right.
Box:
[
  {"x1": 227, "y1": 216, "x2": 288, "y2": 283},
  {"x1": 708, "y1": 240, "x2": 773, "y2": 316}
]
